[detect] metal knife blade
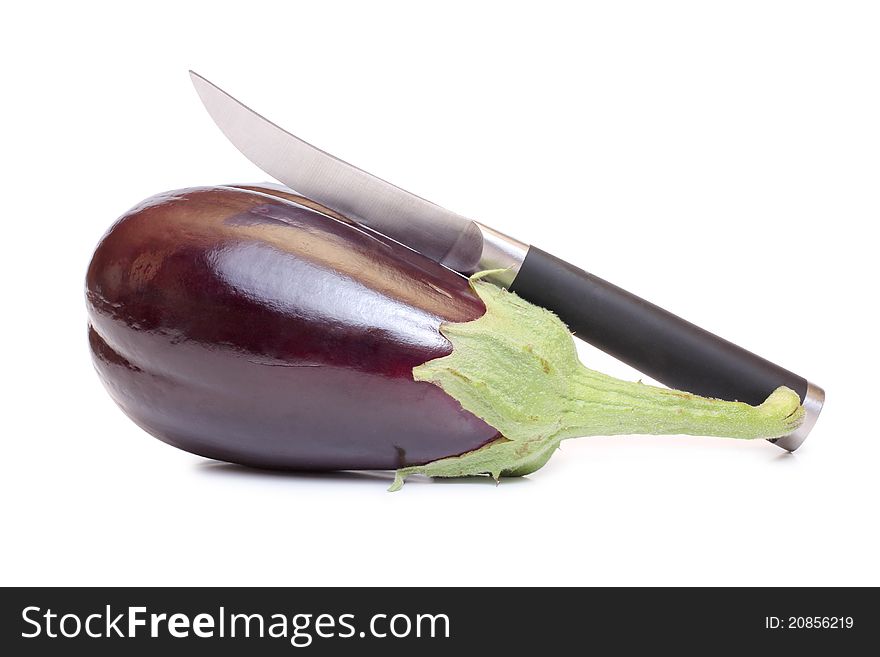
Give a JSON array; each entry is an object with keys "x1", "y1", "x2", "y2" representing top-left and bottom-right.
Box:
[{"x1": 189, "y1": 71, "x2": 483, "y2": 272}]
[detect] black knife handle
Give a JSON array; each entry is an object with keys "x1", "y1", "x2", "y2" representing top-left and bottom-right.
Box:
[{"x1": 509, "y1": 246, "x2": 808, "y2": 406}]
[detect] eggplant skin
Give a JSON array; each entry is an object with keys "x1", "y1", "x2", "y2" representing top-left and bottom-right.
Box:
[{"x1": 86, "y1": 185, "x2": 498, "y2": 470}]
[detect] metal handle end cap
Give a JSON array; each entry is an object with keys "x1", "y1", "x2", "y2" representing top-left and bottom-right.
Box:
[{"x1": 770, "y1": 381, "x2": 824, "y2": 452}]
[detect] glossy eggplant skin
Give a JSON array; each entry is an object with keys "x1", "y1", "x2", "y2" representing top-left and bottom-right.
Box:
[{"x1": 86, "y1": 185, "x2": 498, "y2": 470}]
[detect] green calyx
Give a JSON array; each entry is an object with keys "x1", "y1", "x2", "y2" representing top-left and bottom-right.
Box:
[{"x1": 390, "y1": 273, "x2": 804, "y2": 491}]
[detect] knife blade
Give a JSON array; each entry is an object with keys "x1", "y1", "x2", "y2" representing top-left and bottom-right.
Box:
[
  {"x1": 189, "y1": 71, "x2": 483, "y2": 273},
  {"x1": 189, "y1": 71, "x2": 823, "y2": 451}
]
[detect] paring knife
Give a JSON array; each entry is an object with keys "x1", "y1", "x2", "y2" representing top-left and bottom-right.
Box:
[{"x1": 189, "y1": 71, "x2": 823, "y2": 451}]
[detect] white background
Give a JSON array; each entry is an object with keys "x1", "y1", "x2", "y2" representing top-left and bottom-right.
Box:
[{"x1": 2, "y1": 1, "x2": 878, "y2": 586}]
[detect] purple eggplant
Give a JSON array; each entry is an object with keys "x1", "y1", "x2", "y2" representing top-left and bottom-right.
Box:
[
  {"x1": 87, "y1": 185, "x2": 804, "y2": 488},
  {"x1": 87, "y1": 185, "x2": 498, "y2": 470}
]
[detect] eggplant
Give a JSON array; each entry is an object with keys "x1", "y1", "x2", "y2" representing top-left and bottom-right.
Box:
[
  {"x1": 87, "y1": 185, "x2": 497, "y2": 471},
  {"x1": 86, "y1": 185, "x2": 804, "y2": 489}
]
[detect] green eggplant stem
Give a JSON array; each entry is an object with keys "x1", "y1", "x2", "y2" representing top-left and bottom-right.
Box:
[{"x1": 390, "y1": 273, "x2": 804, "y2": 491}]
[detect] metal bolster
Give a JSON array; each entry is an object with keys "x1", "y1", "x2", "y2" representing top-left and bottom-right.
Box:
[{"x1": 473, "y1": 223, "x2": 530, "y2": 287}]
